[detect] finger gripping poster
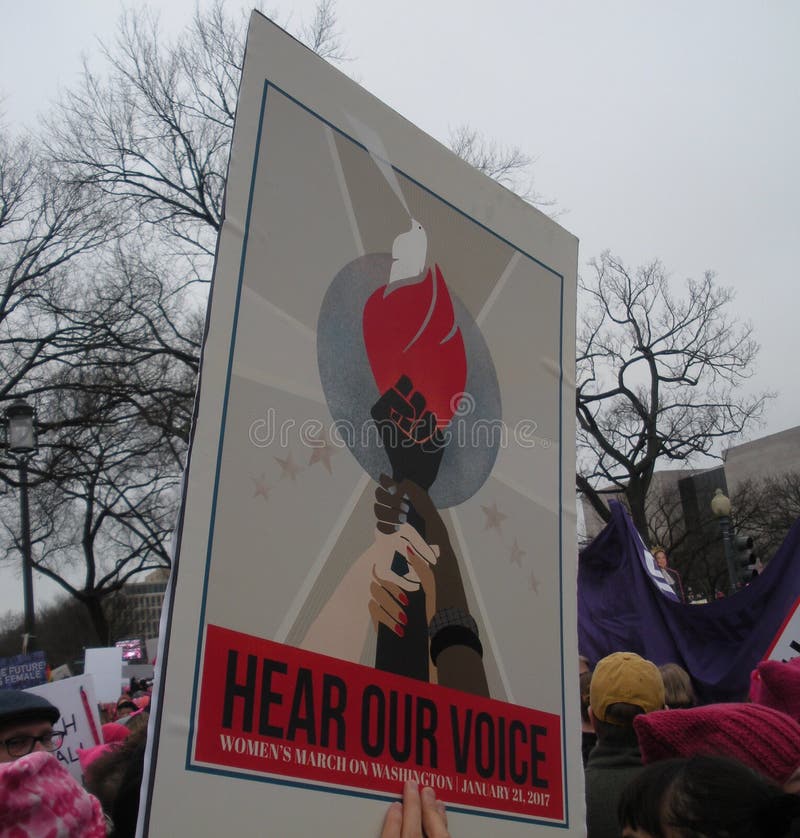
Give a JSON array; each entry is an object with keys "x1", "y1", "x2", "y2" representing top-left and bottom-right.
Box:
[{"x1": 142, "y1": 11, "x2": 579, "y2": 837}]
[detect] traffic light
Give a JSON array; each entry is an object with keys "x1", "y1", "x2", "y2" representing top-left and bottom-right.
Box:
[{"x1": 735, "y1": 534, "x2": 758, "y2": 584}]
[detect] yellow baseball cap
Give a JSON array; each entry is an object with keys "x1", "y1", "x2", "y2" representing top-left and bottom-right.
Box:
[{"x1": 590, "y1": 652, "x2": 665, "y2": 723}]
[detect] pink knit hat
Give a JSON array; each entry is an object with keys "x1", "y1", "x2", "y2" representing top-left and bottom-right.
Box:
[
  {"x1": 749, "y1": 657, "x2": 800, "y2": 721},
  {"x1": 634, "y1": 702, "x2": 800, "y2": 786},
  {"x1": 0, "y1": 751, "x2": 106, "y2": 837},
  {"x1": 102, "y1": 721, "x2": 131, "y2": 743},
  {"x1": 133, "y1": 695, "x2": 151, "y2": 711},
  {"x1": 77, "y1": 742, "x2": 117, "y2": 773}
]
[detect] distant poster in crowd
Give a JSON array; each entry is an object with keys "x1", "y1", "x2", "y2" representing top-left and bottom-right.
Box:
[
  {"x1": 49, "y1": 663, "x2": 73, "y2": 682},
  {"x1": 0, "y1": 651, "x2": 47, "y2": 689},
  {"x1": 84, "y1": 646, "x2": 123, "y2": 703},
  {"x1": 141, "y1": 11, "x2": 579, "y2": 837},
  {"x1": 26, "y1": 674, "x2": 102, "y2": 781}
]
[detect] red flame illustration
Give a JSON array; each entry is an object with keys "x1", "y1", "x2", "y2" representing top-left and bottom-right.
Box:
[{"x1": 362, "y1": 265, "x2": 467, "y2": 427}]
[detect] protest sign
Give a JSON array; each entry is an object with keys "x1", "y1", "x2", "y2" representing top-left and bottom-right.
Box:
[
  {"x1": 765, "y1": 594, "x2": 800, "y2": 662},
  {"x1": 84, "y1": 647, "x2": 123, "y2": 703},
  {"x1": 142, "y1": 11, "x2": 579, "y2": 837},
  {"x1": 26, "y1": 674, "x2": 102, "y2": 781},
  {"x1": 0, "y1": 651, "x2": 47, "y2": 689}
]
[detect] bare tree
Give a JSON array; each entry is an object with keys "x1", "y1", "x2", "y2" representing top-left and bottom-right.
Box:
[
  {"x1": 297, "y1": 0, "x2": 348, "y2": 61},
  {"x1": 731, "y1": 471, "x2": 800, "y2": 566},
  {"x1": 0, "y1": 593, "x2": 136, "y2": 666},
  {"x1": 0, "y1": 129, "x2": 112, "y2": 405},
  {"x1": 0, "y1": 385, "x2": 178, "y2": 644},
  {"x1": 576, "y1": 251, "x2": 770, "y2": 540},
  {"x1": 46, "y1": 1, "x2": 349, "y2": 264},
  {"x1": 448, "y1": 124, "x2": 556, "y2": 211},
  {"x1": 1, "y1": 2, "x2": 352, "y2": 633},
  {"x1": 54, "y1": 239, "x2": 204, "y2": 450},
  {"x1": 47, "y1": 9, "x2": 230, "y2": 260}
]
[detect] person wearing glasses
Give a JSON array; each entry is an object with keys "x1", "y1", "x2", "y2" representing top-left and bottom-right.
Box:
[
  {"x1": 0, "y1": 689, "x2": 107, "y2": 834},
  {"x1": 0, "y1": 689, "x2": 62, "y2": 763}
]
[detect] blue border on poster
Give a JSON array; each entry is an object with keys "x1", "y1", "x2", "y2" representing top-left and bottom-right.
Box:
[{"x1": 181, "y1": 79, "x2": 571, "y2": 829}]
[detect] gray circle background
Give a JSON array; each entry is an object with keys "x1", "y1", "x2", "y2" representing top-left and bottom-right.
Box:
[{"x1": 317, "y1": 253, "x2": 501, "y2": 508}]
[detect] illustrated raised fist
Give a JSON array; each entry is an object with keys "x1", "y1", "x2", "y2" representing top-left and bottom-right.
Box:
[{"x1": 371, "y1": 375, "x2": 446, "y2": 491}]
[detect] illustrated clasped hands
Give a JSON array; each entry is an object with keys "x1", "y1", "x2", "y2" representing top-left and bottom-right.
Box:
[{"x1": 369, "y1": 474, "x2": 451, "y2": 634}]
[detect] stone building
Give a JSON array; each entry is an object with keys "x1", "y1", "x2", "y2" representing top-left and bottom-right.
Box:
[{"x1": 121, "y1": 568, "x2": 170, "y2": 641}]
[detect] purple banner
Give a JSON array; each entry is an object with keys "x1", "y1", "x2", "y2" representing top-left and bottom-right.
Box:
[{"x1": 579, "y1": 501, "x2": 800, "y2": 702}]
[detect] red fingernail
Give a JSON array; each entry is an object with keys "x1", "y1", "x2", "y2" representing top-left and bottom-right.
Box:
[
  {"x1": 397, "y1": 611, "x2": 407, "y2": 625},
  {"x1": 398, "y1": 592, "x2": 409, "y2": 606},
  {"x1": 394, "y1": 624, "x2": 405, "y2": 637}
]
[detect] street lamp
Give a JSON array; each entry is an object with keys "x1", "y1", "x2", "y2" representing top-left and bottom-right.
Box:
[
  {"x1": 710, "y1": 488, "x2": 737, "y2": 596},
  {"x1": 2, "y1": 398, "x2": 38, "y2": 652}
]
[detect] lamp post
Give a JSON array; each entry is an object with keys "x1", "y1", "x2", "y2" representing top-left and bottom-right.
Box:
[
  {"x1": 3, "y1": 398, "x2": 38, "y2": 652},
  {"x1": 710, "y1": 488, "x2": 736, "y2": 596}
]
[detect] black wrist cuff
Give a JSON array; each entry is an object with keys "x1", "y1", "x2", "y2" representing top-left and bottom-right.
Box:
[{"x1": 429, "y1": 625, "x2": 483, "y2": 666}]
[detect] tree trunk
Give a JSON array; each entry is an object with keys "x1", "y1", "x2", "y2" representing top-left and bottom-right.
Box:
[
  {"x1": 626, "y1": 485, "x2": 650, "y2": 544},
  {"x1": 576, "y1": 474, "x2": 612, "y2": 526},
  {"x1": 84, "y1": 596, "x2": 110, "y2": 647}
]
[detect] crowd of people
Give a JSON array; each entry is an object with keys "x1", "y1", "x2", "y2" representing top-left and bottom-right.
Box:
[
  {"x1": 3, "y1": 655, "x2": 800, "y2": 835},
  {"x1": 582, "y1": 651, "x2": 800, "y2": 838},
  {"x1": 0, "y1": 678, "x2": 450, "y2": 837},
  {"x1": 0, "y1": 683, "x2": 152, "y2": 836}
]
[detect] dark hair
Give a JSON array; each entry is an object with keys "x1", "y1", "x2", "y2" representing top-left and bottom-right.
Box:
[
  {"x1": 110, "y1": 735, "x2": 147, "y2": 838},
  {"x1": 658, "y1": 662, "x2": 697, "y2": 710},
  {"x1": 593, "y1": 702, "x2": 647, "y2": 742},
  {"x1": 619, "y1": 756, "x2": 800, "y2": 838},
  {"x1": 84, "y1": 727, "x2": 147, "y2": 820},
  {"x1": 116, "y1": 700, "x2": 138, "y2": 716},
  {"x1": 579, "y1": 670, "x2": 592, "y2": 723}
]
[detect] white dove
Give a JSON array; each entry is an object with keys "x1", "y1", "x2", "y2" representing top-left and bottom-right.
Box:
[{"x1": 389, "y1": 218, "x2": 427, "y2": 284}]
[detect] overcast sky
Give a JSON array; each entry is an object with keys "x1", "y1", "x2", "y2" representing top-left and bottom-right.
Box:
[{"x1": 1, "y1": 0, "x2": 797, "y2": 617}]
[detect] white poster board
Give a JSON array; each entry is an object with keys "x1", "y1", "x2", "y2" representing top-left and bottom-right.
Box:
[
  {"x1": 142, "y1": 11, "x2": 579, "y2": 837},
  {"x1": 84, "y1": 647, "x2": 123, "y2": 703},
  {"x1": 26, "y1": 674, "x2": 103, "y2": 781}
]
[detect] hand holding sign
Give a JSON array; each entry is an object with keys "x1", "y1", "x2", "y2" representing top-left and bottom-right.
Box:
[{"x1": 381, "y1": 780, "x2": 451, "y2": 838}]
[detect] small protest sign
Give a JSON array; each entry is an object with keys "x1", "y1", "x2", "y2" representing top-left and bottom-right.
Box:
[
  {"x1": 84, "y1": 646, "x2": 123, "y2": 703},
  {"x1": 0, "y1": 651, "x2": 47, "y2": 689}
]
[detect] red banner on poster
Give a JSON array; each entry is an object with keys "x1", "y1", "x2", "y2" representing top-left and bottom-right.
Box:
[{"x1": 195, "y1": 625, "x2": 564, "y2": 821}]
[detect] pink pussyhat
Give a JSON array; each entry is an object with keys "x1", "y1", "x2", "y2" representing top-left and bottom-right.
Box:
[
  {"x1": 634, "y1": 702, "x2": 800, "y2": 787},
  {"x1": 102, "y1": 721, "x2": 131, "y2": 743},
  {"x1": 0, "y1": 751, "x2": 106, "y2": 837},
  {"x1": 749, "y1": 657, "x2": 800, "y2": 722},
  {"x1": 78, "y1": 742, "x2": 117, "y2": 774},
  {"x1": 133, "y1": 695, "x2": 150, "y2": 711}
]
